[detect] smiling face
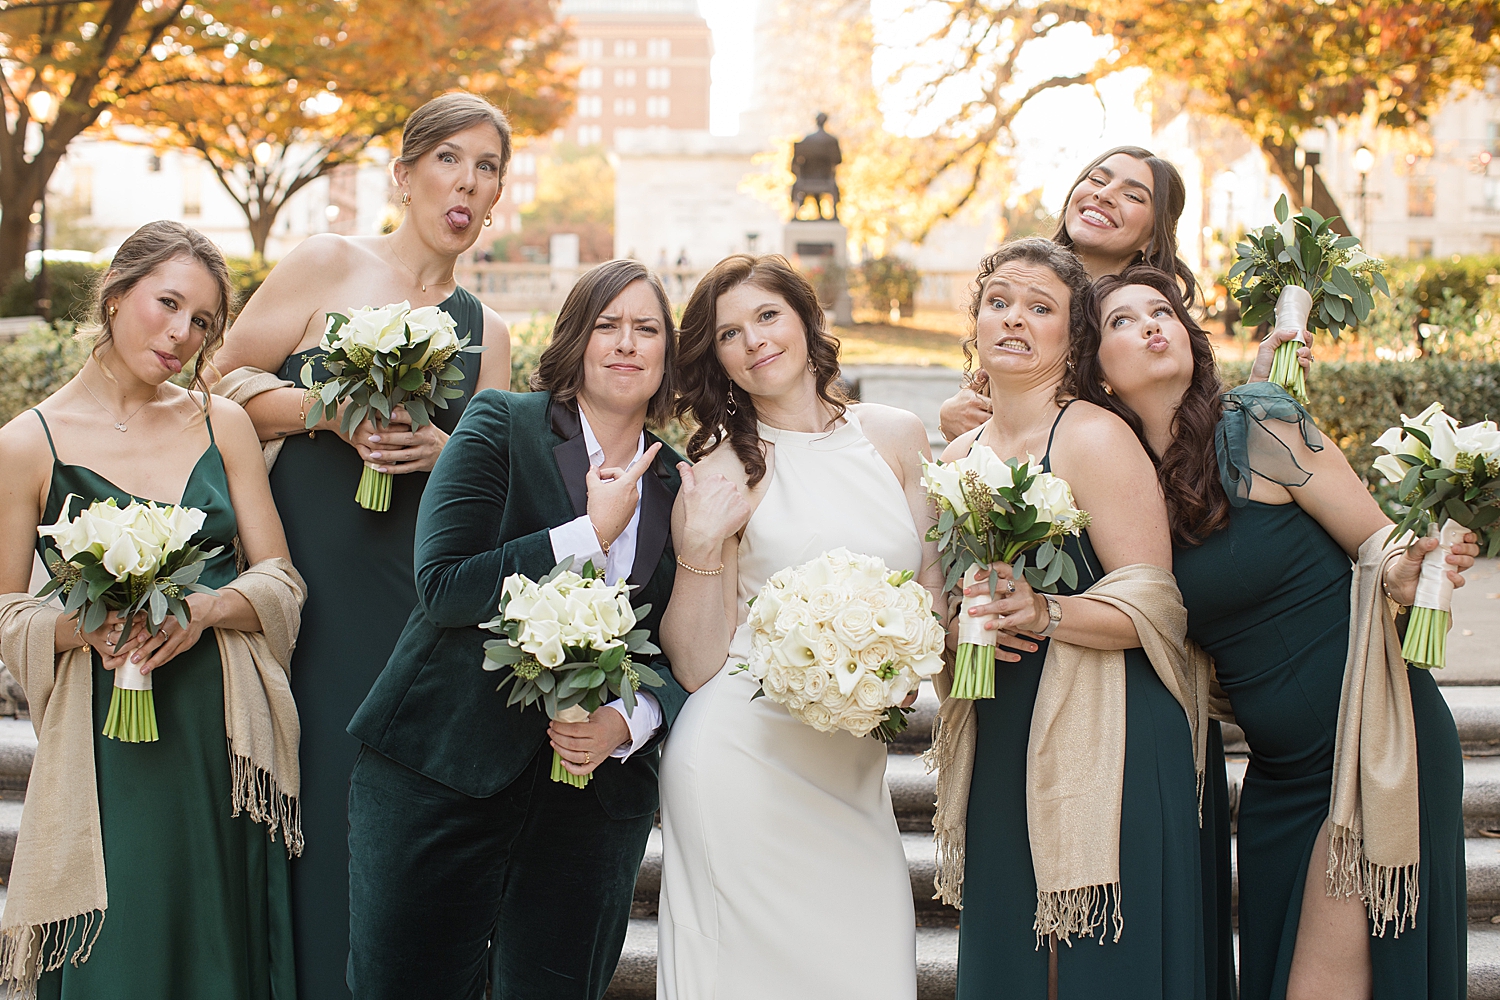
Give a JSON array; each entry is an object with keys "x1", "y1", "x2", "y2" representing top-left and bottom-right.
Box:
[
  {"x1": 578, "y1": 279, "x2": 668, "y2": 416},
  {"x1": 1096, "y1": 283, "x2": 1195, "y2": 407},
  {"x1": 394, "y1": 121, "x2": 506, "y2": 254},
  {"x1": 104, "y1": 256, "x2": 221, "y2": 385},
  {"x1": 1063, "y1": 152, "x2": 1156, "y2": 269},
  {"x1": 712, "y1": 281, "x2": 811, "y2": 399},
  {"x1": 973, "y1": 262, "x2": 1073, "y2": 387}
]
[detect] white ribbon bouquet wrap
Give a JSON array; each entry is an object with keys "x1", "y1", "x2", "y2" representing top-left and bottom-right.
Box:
[
  {"x1": 1371, "y1": 402, "x2": 1500, "y2": 668},
  {"x1": 922, "y1": 446, "x2": 1089, "y2": 699}
]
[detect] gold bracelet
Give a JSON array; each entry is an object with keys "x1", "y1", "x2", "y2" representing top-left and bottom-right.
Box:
[
  {"x1": 300, "y1": 388, "x2": 318, "y2": 438},
  {"x1": 676, "y1": 555, "x2": 724, "y2": 576}
]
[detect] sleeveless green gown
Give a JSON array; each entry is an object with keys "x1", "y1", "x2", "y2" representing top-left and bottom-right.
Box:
[
  {"x1": 1174, "y1": 387, "x2": 1465, "y2": 1000},
  {"x1": 956, "y1": 407, "x2": 1206, "y2": 1000},
  {"x1": 269, "y1": 287, "x2": 484, "y2": 999},
  {"x1": 32, "y1": 410, "x2": 295, "y2": 1000}
]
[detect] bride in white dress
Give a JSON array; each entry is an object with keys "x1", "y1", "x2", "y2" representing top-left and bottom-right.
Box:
[{"x1": 657, "y1": 254, "x2": 943, "y2": 999}]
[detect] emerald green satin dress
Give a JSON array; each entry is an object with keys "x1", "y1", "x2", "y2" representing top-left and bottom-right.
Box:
[
  {"x1": 32, "y1": 410, "x2": 295, "y2": 1000},
  {"x1": 1174, "y1": 384, "x2": 1465, "y2": 1000},
  {"x1": 269, "y1": 287, "x2": 484, "y2": 999}
]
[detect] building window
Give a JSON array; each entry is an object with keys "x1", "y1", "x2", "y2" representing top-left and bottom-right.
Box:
[
  {"x1": 577, "y1": 96, "x2": 602, "y2": 118},
  {"x1": 1486, "y1": 176, "x2": 1499, "y2": 212},
  {"x1": 512, "y1": 152, "x2": 537, "y2": 176},
  {"x1": 579, "y1": 67, "x2": 602, "y2": 89},
  {"x1": 646, "y1": 96, "x2": 671, "y2": 119},
  {"x1": 1407, "y1": 177, "x2": 1435, "y2": 217},
  {"x1": 647, "y1": 38, "x2": 671, "y2": 59},
  {"x1": 614, "y1": 98, "x2": 636, "y2": 116},
  {"x1": 579, "y1": 37, "x2": 603, "y2": 59},
  {"x1": 613, "y1": 68, "x2": 636, "y2": 87},
  {"x1": 511, "y1": 182, "x2": 536, "y2": 205},
  {"x1": 578, "y1": 124, "x2": 602, "y2": 146},
  {"x1": 613, "y1": 39, "x2": 637, "y2": 58},
  {"x1": 1408, "y1": 239, "x2": 1434, "y2": 258},
  {"x1": 646, "y1": 67, "x2": 670, "y2": 89}
]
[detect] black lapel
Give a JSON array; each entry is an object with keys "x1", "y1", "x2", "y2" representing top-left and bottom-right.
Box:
[
  {"x1": 629, "y1": 448, "x2": 674, "y2": 589},
  {"x1": 549, "y1": 398, "x2": 589, "y2": 518}
]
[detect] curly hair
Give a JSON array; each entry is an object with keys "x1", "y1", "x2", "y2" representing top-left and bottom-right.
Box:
[
  {"x1": 1075, "y1": 266, "x2": 1229, "y2": 546},
  {"x1": 962, "y1": 237, "x2": 1092, "y2": 396},
  {"x1": 676, "y1": 254, "x2": 846, "y2": 488}
]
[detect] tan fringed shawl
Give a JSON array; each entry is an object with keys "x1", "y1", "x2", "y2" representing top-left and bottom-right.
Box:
[
  {"x1": 212, "y1": 367, "x2": 294, "y2": 473},
  {"x1": 0, "y1": 557, "x2": 305, "y2": 997},
  {"x1": 926, "y1": 564, "x2": 1209, "y2": 947},
  {"x1": 1328, "y1": 526, "x2": 1422, "y2": 936}
]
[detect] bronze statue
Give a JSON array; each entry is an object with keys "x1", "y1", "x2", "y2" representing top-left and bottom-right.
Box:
[{"x1": 790, "y1": 112, "x2": 841, "y2": 221}]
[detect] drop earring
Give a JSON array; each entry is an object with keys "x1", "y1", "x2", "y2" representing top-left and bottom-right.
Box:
[
  {"x1": 726, "y1": 384, "x2": 738, "y2": 417},
  {"x1": 400, "y1": 192, "x2": 411, "y2": 206},
  {"x1": 484, "y1": 213, "x2": 493, "y2": 227}
]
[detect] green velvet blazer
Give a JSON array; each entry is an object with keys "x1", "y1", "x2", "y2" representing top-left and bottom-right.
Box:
[{"x1": 348, "y1": 389, "x2": 689, "y2": 818}]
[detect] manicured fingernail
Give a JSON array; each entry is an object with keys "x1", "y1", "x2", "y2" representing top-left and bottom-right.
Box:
[
  {"x1": 131, "y1": 653, "x2": 141, "y2": 663},
  {"x1": 370, "y1": 452, "x2": 381, "y2": 458},
  {"x1": 370, "y1": 435, "x2": 381, "y2": 442}
]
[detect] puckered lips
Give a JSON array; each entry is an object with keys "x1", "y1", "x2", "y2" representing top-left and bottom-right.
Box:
[
  {"x1": 153, "y1": 349, "x2": 183, "y2": 374},
  {"x1": 1145, "y1": 332, "x2": 1170, "y2": 353}
]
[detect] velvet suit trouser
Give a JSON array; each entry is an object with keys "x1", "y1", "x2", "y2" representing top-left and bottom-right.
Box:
[{"x1": 346, "y1": 744, "x2": 652, "y2": 1000}]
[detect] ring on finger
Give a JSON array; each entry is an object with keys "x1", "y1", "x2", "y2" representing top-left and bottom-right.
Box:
[
  {"x1": 1006, "y1": 580, "x2": 1016, "y2": 594},
  {"x1": 584, "y1": 750, "x2": 592, "y2": 765}
]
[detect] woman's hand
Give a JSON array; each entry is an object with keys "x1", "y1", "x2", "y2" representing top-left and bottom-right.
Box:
[
  {"x1": 1248, "y1": 328, "x2": 1314, "y2": 383},
  {"x1": 962, "y1": 562, "x2": 1050, "y2": 645},
  {"x1": 110, "y1": 592, "x2": 219, "y2": 675},
  {"x1": 75, "y1": 610, "x2": 150, "y2": 670},
  {"x1": 944, "y1": 594, "x2": 1040, "y2": 662},
  {"x1": 585, "y1": 441, "x2": 663, "y2": 549},
  {"x1": 939, "y1": 376, "x2": 993, "y2": 442},
  {"x1": 674, "y1": 462, "x2": 751, "y2": 564},
  {"x1": 548, "y1": 707, "x2": 631, "y2": 777},
  {"x1": 1382, "y1": 530, "x2": 1480, "y2": 607},
  {"x1": 347, "y1": 406, "x2": 450, "y2": 475}
]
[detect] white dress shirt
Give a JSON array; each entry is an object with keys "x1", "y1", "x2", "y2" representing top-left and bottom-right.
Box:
[{"x1": 547, "y1": 408, "x2": 662, "y2": 761}]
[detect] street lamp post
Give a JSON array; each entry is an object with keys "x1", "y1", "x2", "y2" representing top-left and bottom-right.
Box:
[
  {"x1": 25, "y1": 88, "x2": 57, "y2": 321},
  {"x1": 1295, "y1": 148, "x2": 1322, "y2": 209},
  {"x1": 1353, "y1": 145, "x2": 1376, "y2": 244}
]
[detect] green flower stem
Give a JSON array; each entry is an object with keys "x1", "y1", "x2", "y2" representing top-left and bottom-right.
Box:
[
  {"x1": 1402, "y1": 606, "x2": 1449, "y2": 669},
  {"x1": 550, "y1": 749, "x2": 591, "y2": 788},
  {"x1": 356, "y1": 466, "x2": 393, "y2": 512},
  {"x1": 950, "y1": 642, "x2": 995, "y2": 700},
  {"x1": 102, "y1": 687, "x2": 159, "y2": 743},
  {"x1": 1268, "y1": 339, "x2": 1309, "y2": 405}
]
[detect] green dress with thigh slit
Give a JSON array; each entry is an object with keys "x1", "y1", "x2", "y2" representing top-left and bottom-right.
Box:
[{"x1": 32, "y1": 409, "x2": 295, "y2": 1000}]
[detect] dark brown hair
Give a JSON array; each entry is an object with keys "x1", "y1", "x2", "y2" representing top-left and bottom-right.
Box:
[
  {"x1": 676, "y1": 254, "x2": 847, "y2": 488},
  {"x1": 92, "y1": 220, "x2": 234, "y2": 399},
  {"x1": 1076, "y1": 266, "x2": 1229, "y2": 546},
  {"x1": 962, "y1": 237, "x2": 1092, "y2": 391},
  {"x1": 397, "y1": 92, "x2": 513, "y2": 181},
  {"x1": 530, "y1": 258, "x2": 677, "y2": 425},
  {"x1": 1052, "y1": 146, "x2": 1197, "y2": 307}
]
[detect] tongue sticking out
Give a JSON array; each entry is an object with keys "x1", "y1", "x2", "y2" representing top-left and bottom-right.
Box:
[
  {"x1": 446, "y1": 208, "x2": 471, "y2": 229},
  {"x1": 159, "y1": 352, "x2": 183, "y2": 373}
]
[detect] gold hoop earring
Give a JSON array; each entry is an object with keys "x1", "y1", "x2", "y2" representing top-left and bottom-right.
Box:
[
  {"x1": 484, "y1": 213, "x2": 493, "y2": 227},
  {"x1": 400, "y1": 192, "x2": 411, "y2": 207},
  {"x1": 725, "y1": 384, "x2": 737, "y2": 418},
  {"x1": 1101, "y1": 381, "x2": 1114, "y2": 396},
  {"x1": 108, "y1": 304, "x2": 117, "y2": 318}
]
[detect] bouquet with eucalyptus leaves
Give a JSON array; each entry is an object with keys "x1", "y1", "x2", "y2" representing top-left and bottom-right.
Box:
[
  {"x1": 36, "y1": 494, "x2": 221, "y2": 742},
  {"x1": 1371, "y1": 402, "x2": 1500, "y2": 668},
  {"x1": 301, "y1": 301, "x2": 482, "y2": 511},
  {"x1": 480, "y1": 560, "x2": 664, "y2": 788},
  {"x1": 1229, "y1": 194, "x2": 1388, "y2": 405}
]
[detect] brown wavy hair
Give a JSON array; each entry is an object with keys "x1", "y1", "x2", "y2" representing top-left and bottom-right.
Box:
[
  {"x1": 962, "y1": 237, "x2": 1092, "y2": 395},
  {"x1": 1075, "y1": 266, "x2": 1229, "y2": 546},
  {"x1": 676, "y1": 254, "x2": 846, "y2": 488},
  {"x1": 1052, "y1": 146, "x2": 1198, "y2": 308}
]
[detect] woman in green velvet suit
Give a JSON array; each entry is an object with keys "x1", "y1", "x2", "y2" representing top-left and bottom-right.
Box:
[
  {"x1": 1076, "y1": 267, "x2": 1477, "y2": 1000},
  {"x1": 345, "y1": 259, "x2": 690, "y2": 1000}
]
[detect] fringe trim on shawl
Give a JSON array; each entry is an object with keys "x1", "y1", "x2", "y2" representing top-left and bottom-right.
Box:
[
  {"x1": 1326, "y1": 825, "x2": 1419, "y2": 938},
  {"x1": 229, "y1": 746, "x2": 303, "y2": 857},
  {"x1": 1034, "y1": 882, "x2": 1123, "y2": 947},
  {"x1": 0, "y1": 909, "x2": 106, "y2": 1000},
  {"x1": 923, "y1": 711, "x2": 965, "y2": 908}
]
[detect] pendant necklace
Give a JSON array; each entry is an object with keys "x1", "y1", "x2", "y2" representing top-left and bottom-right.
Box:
[
  {"x1": 79, "y1": 369, "x2": 158, "y2": 432},
  {"x1": 389, "y1": 238, "x2": 454, "y2": 295}
]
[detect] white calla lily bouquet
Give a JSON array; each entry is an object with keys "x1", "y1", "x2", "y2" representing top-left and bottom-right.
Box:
[
  {"x1": 1371, "y1": 402, "x2": 1500, "y2": 669},
  {"x1": 480, "y1": 560, "x2": 664, "y2": 788},
  {"x1": 922, "y1": 446, "x2": 1090, "y2": 700},
  {"x1": 301, "y1": 301, "x2": 482, "y2": 511},
  {"x1": 36, "y1": 494, "x2": 221, "y2": 742},
  {"x1": 738, "y1": 548, "x2": 946, "y2": 742}
]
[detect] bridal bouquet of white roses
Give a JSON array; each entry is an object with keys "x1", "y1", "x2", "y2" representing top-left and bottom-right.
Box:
[
  {"x1": 480, "y1": 560, "x2": 664, "y2": 788},
  {"x1": 923, "y1": 446, "x2": 1090, "y2": 700},
  {"x1": 301, "y1": 301, "x2": 482, "y2": 511},
  {"x1": 1371, "y1": 402, "x2": 1500, "y2": 669},
  {"x1": 1229, "y1": 194, "x2": 1388, "y2": 405},
  {"x1": 738, "y1": 548, "x2": 945, "y2": 742},
  {"x1": 36, "y1": 494, "x2": 221, "y2": 742}
]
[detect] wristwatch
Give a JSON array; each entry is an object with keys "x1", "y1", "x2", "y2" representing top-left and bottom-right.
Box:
[{"x1": 1038, "y1": 594, "x2": 1063, "y2": 637}]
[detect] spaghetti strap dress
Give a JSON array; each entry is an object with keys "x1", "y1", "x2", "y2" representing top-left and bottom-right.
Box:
[
  {"x1": 1172, "y1": 385, "x2": 1465, "y2": 1000},
  {"x1": 269, "y1": 286, "x2": 484, "y2": 999},
  {"x1": 956, "y1": 402, "x2": 1206, "y2": 1000},
  {"x1": 32, "y1": 409, "x2": 295, "y2": 1000}
]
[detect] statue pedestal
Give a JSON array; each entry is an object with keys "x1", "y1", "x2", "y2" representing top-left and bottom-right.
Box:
[{"x1": 784, "y1": 219, "x2": 853, "y2": 327}]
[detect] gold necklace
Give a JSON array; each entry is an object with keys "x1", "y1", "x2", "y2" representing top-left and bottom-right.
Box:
[
  {"x1": 389, "y1": 238, "x2": 455, "y2": 294},
  {"x1": 79, "y1": 367, "x2": 159, "y2": 433}
]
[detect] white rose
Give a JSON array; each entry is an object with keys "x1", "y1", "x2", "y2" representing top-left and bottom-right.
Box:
[
  {"x1": 1022, "y1": 473, "x2": 1077, "y2": 524},
  {"x1": 811, "y1": 633, "x2": 843, "y2": 667},
  {"x1": 832, "y1": 605, "x2": 876, "y2": 646},
  {"x1": 807, "y1": 585, "x2": 841, "y2": 619},
  {"x1": 853, "y1": 672, "x2": 889, "y2": 711},
  {"x1": 856, "y1": 639, "x2": 897, "y2": 670},
  {"x1": 339, "y1": 301, "x2": 411, "y2": 356},
  {"x1": 764, "y1": 663, "x2": 790, "y2": 696},
  {"x1": 101, "y1": 529, "x2": 155, "y2": 581},
  {"x1": 801, "y1": 702, "x2": 835, "y2": 732},
  {"x1": 887, "y1": 672, "x2": 916, "y2": 704}
]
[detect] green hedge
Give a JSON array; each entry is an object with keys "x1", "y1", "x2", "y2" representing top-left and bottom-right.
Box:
[
  {"x1": 0, "y1": 322, "x2": 92, "y2": 427},
  {"x1": 0, "y1": 261, "x2": 104, "y2": 323}
]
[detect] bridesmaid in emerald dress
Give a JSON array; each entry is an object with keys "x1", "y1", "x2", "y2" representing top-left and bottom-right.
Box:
[
  {"x1": 0, "y1": 221, "x2": 298, "y2": 997},
  {"x1": 1076, "y1": 266, "x2": 1477, "y2": 1000},
  {"x1": 212, "y1": 93, "x2": 513, "y2": 999}
]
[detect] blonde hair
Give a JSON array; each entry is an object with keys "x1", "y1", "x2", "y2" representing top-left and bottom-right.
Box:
[{"x1": 396, "y1": 92, "x2": 513, "y2": 181}]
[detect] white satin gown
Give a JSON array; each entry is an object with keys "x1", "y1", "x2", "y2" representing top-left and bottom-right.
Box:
[{"x1": 657, "y1": 410, "x2": 919, "y2": 999}]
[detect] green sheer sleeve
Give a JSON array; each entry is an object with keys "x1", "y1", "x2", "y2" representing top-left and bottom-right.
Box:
[{"x1": 1215, "y1": 382, "x2": 1324, "y2": 506}]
